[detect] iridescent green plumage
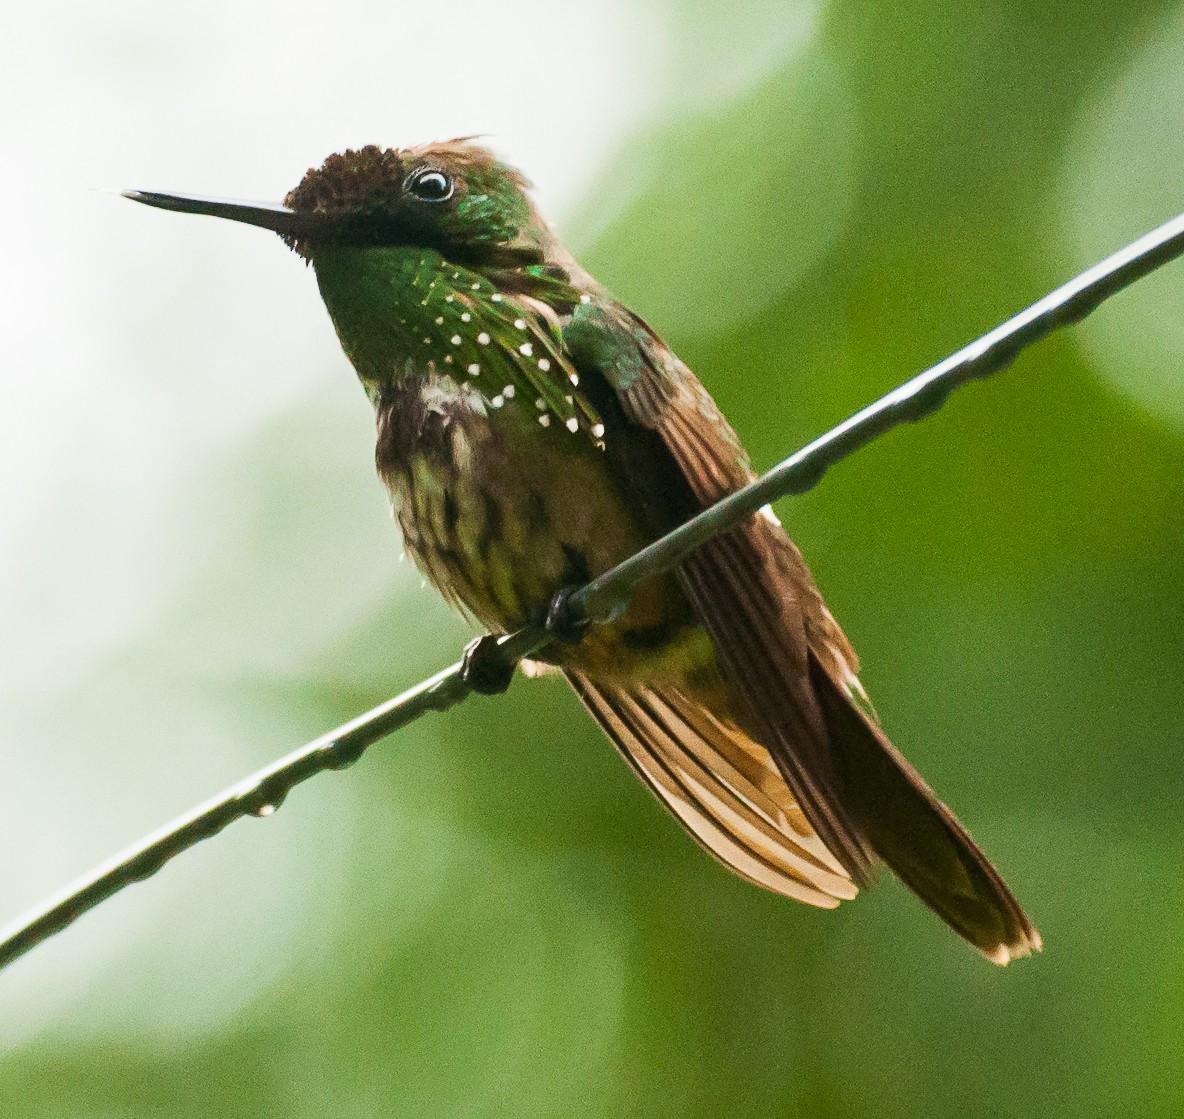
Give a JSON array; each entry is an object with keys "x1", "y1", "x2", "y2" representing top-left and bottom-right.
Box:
[
  {"x1": 129, "y1": 141, "x2": 1041, "y2": 963},
  {"x1": 309, "y1": 245, "x2": 602, "y2": 435}
]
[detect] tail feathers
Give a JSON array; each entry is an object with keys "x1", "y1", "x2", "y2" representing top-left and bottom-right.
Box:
[
  {"x1": 566, "y1": 671, "x2": 856, "y2": 908},
  {"x1": 669, "y1": 512, "x2": 1038, "y2": 962},
  {"x1": 808, "y1": 653, "x2": 1041, "y2": 964}
]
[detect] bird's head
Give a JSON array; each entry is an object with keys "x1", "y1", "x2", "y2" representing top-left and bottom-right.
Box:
[{"x1": 125, "y1": 140, "x2": 556, "y2": 270}]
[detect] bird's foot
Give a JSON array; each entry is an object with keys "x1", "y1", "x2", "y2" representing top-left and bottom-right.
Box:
[
  {"x1": 544, "y1": 585, "x2": 588, "y2": 645},
  {"x1": 461, "y1": 635, "x2": 516, "y2": 695}
]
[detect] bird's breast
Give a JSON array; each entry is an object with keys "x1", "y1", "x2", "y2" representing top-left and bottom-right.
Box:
[{"x1": 375, "y1": 373, "x2": 701, "y2": 681}]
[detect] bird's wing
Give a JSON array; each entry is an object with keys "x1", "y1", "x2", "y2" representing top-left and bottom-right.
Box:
[
  {"x1": 562, "y1": 298, "x2": 1040, "y2": 962},
  {"x1": 563, "y1": 298, "x2": 878, "y2": 881}
]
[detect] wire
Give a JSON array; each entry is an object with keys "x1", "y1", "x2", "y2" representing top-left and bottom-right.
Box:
[{"x1": 3, "y1": 209, "x2": 1184, "y2": 972}]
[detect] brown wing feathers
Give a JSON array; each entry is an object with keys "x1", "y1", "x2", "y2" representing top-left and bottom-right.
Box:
[
  {"x1": 677, "y1": 527, "x2": 879, "y2": 885},
  {"x1": 586, "y1": 307, "x2": 1039, "y2": 961}
]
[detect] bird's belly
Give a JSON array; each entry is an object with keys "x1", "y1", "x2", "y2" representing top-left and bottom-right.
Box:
[{"x1": 379, "y1": 393, "x2": 706, "y2": 683}]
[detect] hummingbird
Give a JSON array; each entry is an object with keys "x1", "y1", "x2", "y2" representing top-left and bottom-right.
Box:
[{"x1": 125, "y1": 140, "x2": 1040, "y2": 963}]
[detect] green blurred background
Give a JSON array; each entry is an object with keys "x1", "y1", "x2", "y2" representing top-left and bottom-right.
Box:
[{"x1": 2, "y1": 0, "x2": 1183, "y2": 1115}]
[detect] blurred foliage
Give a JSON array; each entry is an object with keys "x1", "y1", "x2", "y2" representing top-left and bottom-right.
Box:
[{"x1": 4, "y1": 0, "x2": 1184, "y2": 1116}]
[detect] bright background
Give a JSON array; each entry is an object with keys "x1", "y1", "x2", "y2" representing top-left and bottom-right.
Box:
[{"x1": 2, "y1": 1, "x2": 1183, "y2": 1115}]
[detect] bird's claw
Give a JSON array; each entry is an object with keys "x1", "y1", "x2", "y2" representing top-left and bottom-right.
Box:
[
  {"x1": 544, "y1": 585, "x2": 588, "y2": 644},
  {"x1": 460, "y1": 634, "x2": 516, "y2": 695},
  {"x1": 462, "y1": 589, "x2": 586, "y2": 695}
]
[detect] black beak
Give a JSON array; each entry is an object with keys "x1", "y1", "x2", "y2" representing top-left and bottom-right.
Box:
[{"x1": 121, "y1": 190, "x2": 308, "y2": 237}]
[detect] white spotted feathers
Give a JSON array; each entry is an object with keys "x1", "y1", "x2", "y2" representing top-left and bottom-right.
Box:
[{"x1": 390, "y1": 248, "x2": 604, "y2": 440}]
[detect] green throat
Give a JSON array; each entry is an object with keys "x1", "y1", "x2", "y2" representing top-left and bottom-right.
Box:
[{"x1": 311, "y1": 245, "x2": 604, "y2": 437}]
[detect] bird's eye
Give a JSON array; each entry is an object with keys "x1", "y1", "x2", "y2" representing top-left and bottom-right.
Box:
[{"x1": 407, "y1": 169, "x2": 453, "y2": 202}]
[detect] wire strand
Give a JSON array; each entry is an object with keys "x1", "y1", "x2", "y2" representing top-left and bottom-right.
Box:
[{"x1": 3, "y1": 210, "x2": 1184, "y2": 972}]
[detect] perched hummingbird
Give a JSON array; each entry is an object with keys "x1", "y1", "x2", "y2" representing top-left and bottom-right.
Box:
[{"x1": 126, "y1": 141, "x2": 1039, "y2": 963}]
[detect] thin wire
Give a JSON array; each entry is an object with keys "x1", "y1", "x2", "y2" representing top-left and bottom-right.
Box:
[{"x1": 3, "y1": 209, "x2": 1184, "y2": 973}]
